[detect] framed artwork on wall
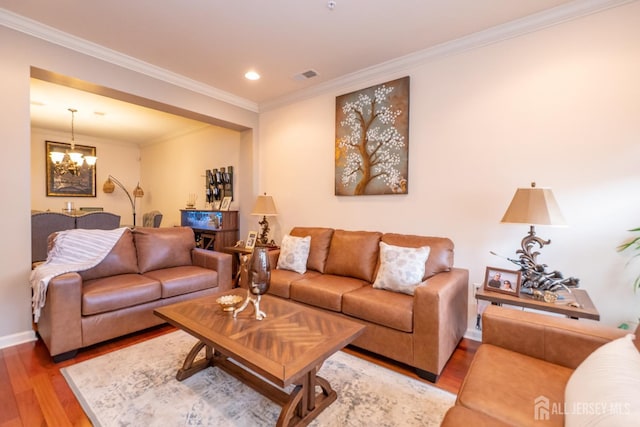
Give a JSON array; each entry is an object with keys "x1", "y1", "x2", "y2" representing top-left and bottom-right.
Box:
[
  {"x1": 335, "y1": 76, "x2": 410, "y2": 196},
  {"x1": 45, "y1": 140, "x2": 96, "y2": 197},
  {"x1": 483, "y1": 266, "x2": 522, "y2": 296}
]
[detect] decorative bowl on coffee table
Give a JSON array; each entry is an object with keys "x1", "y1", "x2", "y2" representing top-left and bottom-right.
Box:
[{"x1": 216, "y1": 294, "x2": 244, "y2": 312}]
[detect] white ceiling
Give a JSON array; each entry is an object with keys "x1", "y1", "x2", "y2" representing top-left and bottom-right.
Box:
[{"x1": 1, "y1": 0, "x2": 608, "y2": 144}]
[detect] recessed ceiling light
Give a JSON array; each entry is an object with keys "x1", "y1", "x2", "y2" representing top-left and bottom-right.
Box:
[{"x1": 245, "y1": 71, "x2": 260, "y2": 81}]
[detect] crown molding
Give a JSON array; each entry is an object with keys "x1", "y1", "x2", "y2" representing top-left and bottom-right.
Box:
[
  {"x1": 0, "y1": 8, "x2": 259, "y2": 113},
  {"x1": 259, "y1": 0, "x2": 635, "y2": 112},
  {"x1": 1, "y1": 0, "x2": 633, "y2": 114}
]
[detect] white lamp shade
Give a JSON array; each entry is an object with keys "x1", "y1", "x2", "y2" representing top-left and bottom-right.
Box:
[
  {"x1": 251, "y1": 195, "x2": 278, "y2": 216},
  {"x1": 50, "y1": 151, "x2": 65, "y2": 163},
  {"x1": 84, "y1": 155, "x2": 98, "y2": 166},
  {"x1": 501, "y1": 185, "x2": 566, "y2": 226},
  {"x1": 68, "y1": 151, "x2": 84, "y2": 165}
]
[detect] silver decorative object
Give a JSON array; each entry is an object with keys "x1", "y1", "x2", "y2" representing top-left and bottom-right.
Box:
[{"x1": 233, "y1": 247, "x2": 271, "y2": 320}]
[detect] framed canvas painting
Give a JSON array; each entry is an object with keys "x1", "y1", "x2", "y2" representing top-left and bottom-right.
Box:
[
  {"x1": 335, "y1": 76, "x2": 409, "y2": 196},
  {"x1": 45, "y1": 140, "x2": 96, "y2": 197}
]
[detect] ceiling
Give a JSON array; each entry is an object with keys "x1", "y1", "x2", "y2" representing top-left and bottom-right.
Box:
[{"x1": 1, "y1": 0, "x2": 591, "y2": 144}]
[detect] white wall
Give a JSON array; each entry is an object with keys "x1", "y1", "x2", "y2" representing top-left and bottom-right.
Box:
[
  {"x1": 258, "y1": 2, "x2": 640, "y2": 331},
  {"x1": 0, "y1": 25, "x2": 258, "y2": 347},
  {"x1": 140, "y1": 126, "x2": 243, "y2": 228}
]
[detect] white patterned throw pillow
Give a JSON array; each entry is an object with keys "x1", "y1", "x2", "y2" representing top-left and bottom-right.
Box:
[
  {"x1": 373, "y1": 242, "x2": 430, "y2": 295},
  {"x1": 276, "y1": 234, "x2": 311, "y2": 274}
]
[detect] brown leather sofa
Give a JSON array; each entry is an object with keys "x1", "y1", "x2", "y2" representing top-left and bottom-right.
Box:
[
  {"x1": 243, "y1": 227, "x2": 469, "y2": 382},
  {"x1": 441, "y1": 305, "x2": 636, "y2": 426},
  {"x1": 37, "y1": 226, "x2": 232, "y2": 362}
]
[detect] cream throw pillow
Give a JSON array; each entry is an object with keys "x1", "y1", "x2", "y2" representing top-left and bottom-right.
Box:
[
  {"x1": 564, "y1": 334, "x2": 640, "y2": 427},
  {"x1": 372, "y1": 242, "x2": 430, "y2": 295},
  {"x1": 276, "y1": 234, "x2": 311, "y2": 274}
]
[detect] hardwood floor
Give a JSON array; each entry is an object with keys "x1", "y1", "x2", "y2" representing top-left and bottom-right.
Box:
[{"x1": 0, "y1": 326, "x2": 479, "y2": 426}]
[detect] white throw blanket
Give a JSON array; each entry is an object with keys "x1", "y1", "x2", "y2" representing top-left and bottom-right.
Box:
[{"x1": 30, "y1": 227, "x2": 127, "y2": 322}]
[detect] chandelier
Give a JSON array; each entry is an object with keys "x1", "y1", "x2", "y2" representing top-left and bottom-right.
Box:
[{"x1": 49, "y1": 108, "x2": 97, "y2": 176}]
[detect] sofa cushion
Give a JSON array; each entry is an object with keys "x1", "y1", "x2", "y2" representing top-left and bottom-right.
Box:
[
  {"x1": 372, "y1": 242, "x2": 430, "y2": 295},
  {"x1": 441, "y1": 405, "x2": 512, "y2": 427},
  {"x1": 290, "y1": 274, "x2": 368, "y2": 312},
  {"x1": 342, "y1": 286, "x2": 413, "y2": 332},
  {"x1": 564, "y1": 334, "x2": 640, "y2": 427},
  {"x1": 133, "y1": 227, "x2": 195, "y2": 273},
  {"x1": 269, "y1": 269, "x2": 321, "y2": 299},
  {"x1": 144, "y1": 265, "x2": 218, "y2": 298},
  {"x1": 277, "y1": 234, "x2": 311, "y2": 274},
  {"x1": 82, "y1": 274, "x2": 161, "y2": 316},
  {"x1": 382, "y1": 233, "x2": 454, "y2": 279},
  {"x1": 79, "y1": 228, "x2": 139, "y2": 281},
  {"x1": 324, "y1": 230, "x2": 382, "y2": 282},
  {"x1": 290, "y1": 227, "x2": 334, "y2": 273},
  {"x1": 457, "y1": 344, "x2": 571, "y2": 427}
]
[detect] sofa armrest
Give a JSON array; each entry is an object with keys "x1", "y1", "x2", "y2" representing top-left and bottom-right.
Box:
[
  {"x1": 191, "y1": 249, "x2": 233, "y2": 291},
  {"x1": 482, "y1": 305, "x2": 628, "y2": 369},
  {"x1": 37, "y1": 272, "x2": 83, "y2": 357},
  {"x1": 413, "y1": 267, "x2": 469, "y2": 377}
]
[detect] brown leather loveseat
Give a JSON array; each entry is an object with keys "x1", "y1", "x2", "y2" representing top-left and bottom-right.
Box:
[
  {"x1": 37, "y1": 226, "x2": 232, "y2": 361},
  {"x1": 244, "y1": 227, "x2": 469, "y2": 382}
]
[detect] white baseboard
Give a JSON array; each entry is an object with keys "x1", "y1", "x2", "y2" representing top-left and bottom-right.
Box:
[
  {"x1": 463, "y1": 327, "x2": 482, "y2": 343},
  {"x1": 0, "y1": 330, "x2": 36, "y2": 350}
]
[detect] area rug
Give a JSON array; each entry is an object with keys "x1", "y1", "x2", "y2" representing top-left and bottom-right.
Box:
[{"x1": 61, "y1": 330, "x2": 455, "y2": 426}]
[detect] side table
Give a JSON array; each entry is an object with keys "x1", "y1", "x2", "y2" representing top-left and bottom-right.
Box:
[
  {"x1": 475, "y1": 287, "x2": 600, "y2": 321},
  {"x1": 222, "y1": 246, "x2": 253, "y2": 287}
]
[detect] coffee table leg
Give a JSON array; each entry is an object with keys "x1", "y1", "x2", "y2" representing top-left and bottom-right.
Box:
[
  {"x1": 176, "y1": 340, "x2": 213, "y2": 381},
  {"x1": 276, "y1": 368, "x2": 337, "y2": 427}
]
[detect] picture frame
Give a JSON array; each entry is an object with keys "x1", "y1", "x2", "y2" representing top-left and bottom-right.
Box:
[
  {"x1": 212, "y1": 200, "x2": 221, "y2": 210},
  {"x1": 483, "y1": 266, "x2": 522, "y2": 296},
  {"x1": 220, "y1": 196, "x2": 232, "y2": 211},
  {"x1": 45, "y1": 140, "x2": 96, "y2": 197},
  {"x1": 245, "y1": 231, "x2": 258, "y2": 250},
  {"x1": 335, "y1": 76, "x2": 409, "y2": 196}
]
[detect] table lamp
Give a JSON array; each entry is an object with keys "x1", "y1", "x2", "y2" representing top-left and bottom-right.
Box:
[
  {"x1": 500, "y1": 182, "x2": 578, "y2": 292},
  {"x1": 251, "y1": 193, "x2": 278, "y2": 246}
]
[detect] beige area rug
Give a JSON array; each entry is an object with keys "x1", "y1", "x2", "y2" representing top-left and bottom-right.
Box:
[{"x1": 61, "y1": 330, "x2": 455, "y2": 426}]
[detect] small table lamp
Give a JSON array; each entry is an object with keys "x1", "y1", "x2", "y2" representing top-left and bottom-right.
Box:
[
  {"x1": 251, "y1": 193, "x2": 278, "y2": 246},
  {"x1": 500, "y1": 182, "x2": 578, "y2": 292}
]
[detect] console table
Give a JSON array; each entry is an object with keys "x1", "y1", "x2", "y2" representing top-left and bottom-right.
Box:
[
  {"x1": 180, "y1": 209, "x2": 239, "y2": 252},
  {"x1": 475, "y1": 287, "x2": 600, "y2": 320}
]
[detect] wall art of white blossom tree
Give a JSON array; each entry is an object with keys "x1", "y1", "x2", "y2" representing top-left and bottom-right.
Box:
[{"x1": 335, "y1": 76, "x2": 409, "y2": 196}]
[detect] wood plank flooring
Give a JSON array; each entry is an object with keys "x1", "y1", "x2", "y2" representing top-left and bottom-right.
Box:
[{"x1": 0, "y1": 325, "x2": 479, "y2": 427}]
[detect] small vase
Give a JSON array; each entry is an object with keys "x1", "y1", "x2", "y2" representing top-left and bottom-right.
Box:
[
  {"x1": 234, "y1": 247, "x2": 270, "y2": 320},
  {"x1": 248, "y1": 247, "x2": 271, "y2": 296}
]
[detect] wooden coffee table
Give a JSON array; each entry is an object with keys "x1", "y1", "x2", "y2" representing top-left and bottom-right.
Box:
[{"x1": 154, "y1": 291, "x2": 365, "y2": 427}]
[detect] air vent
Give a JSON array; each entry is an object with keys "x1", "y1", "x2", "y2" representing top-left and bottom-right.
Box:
[{"x1": 292, "y1": 69, "x2": 319, "y2": 81}]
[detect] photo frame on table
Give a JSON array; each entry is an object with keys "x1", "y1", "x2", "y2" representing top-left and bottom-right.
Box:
[
  {"x1": 245, "y1": 231, "x2": 258, "y2": 250},
  {"x1": 212, "y1": 200, "x2": 221, "y2": 210},
  {"x1": 45, "y1": 140, "x2": 96, "y2": 197},
  {"x1": 483, "y1": 266, "x2": 522, "y2": 296},
  {"x1": 220, "y1": 196, "x2": 232, "y2": 211}
]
